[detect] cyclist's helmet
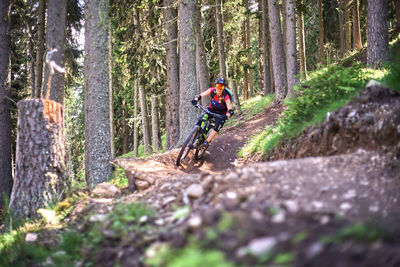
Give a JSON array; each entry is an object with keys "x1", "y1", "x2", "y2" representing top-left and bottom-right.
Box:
[{"x1": 214, "y1": 77, "x2": 226, "y2": 86}]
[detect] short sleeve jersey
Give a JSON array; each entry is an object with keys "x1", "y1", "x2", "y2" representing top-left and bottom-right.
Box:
[{"x1": 208, "y1": 87, "x2": 231, "y2": 114}]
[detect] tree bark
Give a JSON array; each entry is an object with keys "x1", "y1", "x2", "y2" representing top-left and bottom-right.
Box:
[
  {"x1": 367, "y1": 0, "x2": 389, "y2": 68},
  {"x1": 43, "y1": 0, "x2": 67, "y2": 104},
  {"x1": 216, "y1": 0, "x2": 227, "y2": 79},
  {"x1": 0, "y1": 0, "x2": 12, "y2": 207},
  {"x1": 261, "y1": 0, "x2": 271, "y2": 95},
  {"x1": 268, "y1": 0, "x2": 287, "y2": 102},
  {"x1": 133, "y1": 81, "x2": 139, "y2": 157},
  {"x1": 318, "y1": 0, "x2": 325, "y2": 62},
  {"x1": 244, "y1": 0, "x2": 254, "y2": 98},
  {"x1": 151, "y1": 95, "x2": 161, "y2": 151},
  {"x1": 109, "y1": 24, "x2": 115, "y2": 158},
  {"x1": 242, "y1": 21, "x2": 248, "y2": 100},
  {"x1": 178, "y1": 0, "x2": 198, "y2": 145},
  {"x1": 122, "y1": 101, "x2": 130, "y2": 154},
  {"x1": 34, "y1": 0, "x2": 46, "y2": 98},
  {"x1": 298, "y1": 0, "x2": 307, "y2": 80},
  {"x1": 353, "y1": 0, "x2": 363, "y2": 50},
  {"x1": 338, "y1": 2, "x2": 345, "y2": 57},
  {"x1": 229, "y1": 65, "x2": 242, "y2": 113},
  {"x1": 9, "y1": 99, "x2": 66, "y2": 218},
  {"x1": 344, "y1": 0, "x2": 352, "y2": 52},
  {"x1": 195, "y1": 0, "x2": 210, "y2": 106},
  {"x1": 139, "y1": 78, "x2": 152, "y2": 155},
  {"x1": 163, "y1": 0, "x2": 180, "y2": 149},
  {"x1": 285, "y1": 0, "x2": 298, "y2": 98},
  {"x1": 84, "y1": 0, "x2": 113, "y2": 188},
  {"x1": 395, "y1": 0, "x2": 400, "y2": 29}
]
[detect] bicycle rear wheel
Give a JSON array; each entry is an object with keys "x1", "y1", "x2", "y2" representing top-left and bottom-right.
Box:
[{"x1": 176, "y1": 125, "x2": 200, "y2": 166}]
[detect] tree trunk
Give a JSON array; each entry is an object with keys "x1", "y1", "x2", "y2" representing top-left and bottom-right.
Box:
[
  {"x1": 244, "y1": 0, "x2": 254, "y2": 98},
  {"x1": 163, "y1": 0, "x2": 180, "y2": 149},
  {"x1": 139, "y1": 79, "x2": 152, "y2": 155},
  {"x1": 151, "y1": 95, "x2": 161, "y2": 151},
  {"x1": 262, "y1": 0, "x2": 271, "y2": 95},
  {"x1": 298, "y1": 0, "x2": 307, "y2": 80},
  {"x1": 344, "y1": 0, "x2": 352, "y2": 52},
  {"x1": 0, "y1": 0, "x2": 12, "y2": 207},
  {"x1": 338, "y1": 2, "x2": 345, "y2": 57},
  {"x1": 195, "y1": 0, "x2": 210, "y2": 107},
  {"x1": 367, "y1": 0, "x2": 389, "y2": 68},
  {"x1": 318, "y1": 0, "x2": 325, "y2": 62},
  {"x1": 242, "y1": 21, "x2": 248, "y2": 100},
  {"x1": 84, "y1": 0, "x2": 113, "y2": 188},
  {"x1": 9, "y1": 99, "x2": 66, "y2": 218},
  {"x1": 122, "y1": 101, "x2": 130, "y2": 154},
  {"x1": 109, "y1": 24, "x2": 115, "y2": 159},
  {"x1": 43, "y1": 0, "x2": 67, "y2": 104},
  {"x1": 216, "y1": 0, "x2": 227, "y2": 78},
  {"x1": 353, "y1": 0, "x2": 363, "y2": 50},
  {"x1": 229, "y1": 65, "x2": 242, "y2": 113},
  {"x1": 395, "y1": 0, "x2": 400, "y2": 29},
  {"x1": 285, "y1": 0, "x2": 298, "y2": 98},
  {"x1": 268, "y1": 0, "x2": 287, "y2": 102},
  {"x1": 133, "y1": 81, "x2": 139, "y2": 157},
  {"x1": 34, "y1": 0, "x2": 46, "y2": 98},
  {"x1": 178, "y1": 0, "x2": 198, "y2": 145}
]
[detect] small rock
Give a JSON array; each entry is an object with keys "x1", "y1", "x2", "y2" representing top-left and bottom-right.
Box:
[
  {"x1": 226, "y1": 191, "x2": 237, "y2": 199},
  {"x1": 159, "y1": 183, "x2": 172, "y2": 191},
  {"x1": 369, "y1": 205, "x2": 379, "y2": 212},
  {"x1": 162, "y1": 196, "x2": 176, "y2": 206},
  {"x1": 343, "y1": 189, "x2": 357, "y2": 199},
  {"x1": 340, "y1": 202, "x2": 352, "y2": 210},
  {"x1": 312, "y1": 201, "x2": 324, "y2": 209},
  {"x1": 251, "y1": 210, "x2": 263, "y2": 221},
  {"x1": 89, "y1": 214, "x2": 107, "y2": 222},
  {"x1": 307, "y1": 242, "x2": 324, "y2": 258},
  {"x1": 185, "y1": 184, "x2": 204, "y2": 198},
  {"x1": 247, "y1": 237, "x2": 277, "y2": 256},
  {"x1": 272, "y1": 211, "x2": 286, "y2": 223},
  {"x1": 139, "y1": 215, "x2": 149, "y2": 223},
  {"x1": 25, "y1": 233, "x2": 38, "y2": 243},
  {"x1": 188, "y1": 215, "x2": 202, "y2": 229},
  {"x1": 155, "y1": 219, "x2": 165, "y2": 226},
  {"x1": 136, "y1": 180, "x2": 150, "y2": 191},
  {"x1": 284, "y1": 200, "x2": 299, "y2": 213},
  {"x1": 92, "y1": 183, "x2": 120, "y2": 198},
  {"x1": 320, "y1": 215, "x2": 330, "y2": 225}
]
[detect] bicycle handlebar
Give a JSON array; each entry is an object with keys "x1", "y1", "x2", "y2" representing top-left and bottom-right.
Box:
[{"x1": 195, "y1": 103, "x2": 225, "y2": 119}]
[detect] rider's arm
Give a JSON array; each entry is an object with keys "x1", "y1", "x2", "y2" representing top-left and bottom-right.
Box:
[
  {"x1": 226, "y1": 99, "x2": 234, "y2": 118},
  {"x1": 200, "y1": 88, "x2": 212, "y2": 98}
]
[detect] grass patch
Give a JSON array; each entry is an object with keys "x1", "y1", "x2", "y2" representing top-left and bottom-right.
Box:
[{"x1": 109, "y1": 166, "x2": 129, "y2": 188}]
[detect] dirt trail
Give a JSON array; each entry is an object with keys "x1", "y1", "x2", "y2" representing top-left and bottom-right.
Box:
[{"x1": 110, "y1": 86, "x2": 400, "y2": 266}]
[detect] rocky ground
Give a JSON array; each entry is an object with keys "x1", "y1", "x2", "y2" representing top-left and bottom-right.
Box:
[{"x1": 65, "y1": 82, "x2": 400, "y2": 266}]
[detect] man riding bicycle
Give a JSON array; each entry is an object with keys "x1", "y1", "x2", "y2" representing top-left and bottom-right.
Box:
[{"x1": 191, "y1": 78, "x2": 234, "y2": 148}]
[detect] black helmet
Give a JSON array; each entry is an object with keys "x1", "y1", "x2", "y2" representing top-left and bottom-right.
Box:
[{"x1": 214, "y1": 77, "x2": 226, "y2": 86}]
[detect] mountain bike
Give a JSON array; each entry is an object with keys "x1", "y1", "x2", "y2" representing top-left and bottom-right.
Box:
[{"x1": 176, "y1": 104, "x2": 224, "y2": 166}]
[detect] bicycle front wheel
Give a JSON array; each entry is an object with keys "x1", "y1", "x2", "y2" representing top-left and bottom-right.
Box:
[{"x1": 176, "y1": 125, "x2": 200, "y2": 166}]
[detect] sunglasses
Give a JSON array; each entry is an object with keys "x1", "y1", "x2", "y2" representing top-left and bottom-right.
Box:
[{"x1": 216, "y1": 83, "x2": 224, "y2": 89}]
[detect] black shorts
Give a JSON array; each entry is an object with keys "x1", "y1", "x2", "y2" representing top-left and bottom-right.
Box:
[{"x1": 208, "y1": 108, "x2": 226, "y2": 132}]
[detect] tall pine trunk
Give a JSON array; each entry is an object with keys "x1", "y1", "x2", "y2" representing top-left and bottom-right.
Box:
[
  {"x1": 34, "y1": 0, "x2": 46, "y2": 98},
  {"x1": 244, "y1": 0, "x2": 254, "y2": 98},
  {"x1": 242, "y1": 21, "x2": 248, "y2": 100},
  {"x1": 285, "y1": 0, "x2": 298, "y2": 98},
  {"x1": 43, "y1": 0, "x2": 67, "y2": 104},
  {"x1": 216, "y1": 0, "x2": 227, "y2": 78},
  {"x1": 195, "y1": 0, "x2": 210, "y2": 106},
  {"x1": 395, "y1": 0, "x2": 400, "y2": 29},
  {"x1": 179, "y1": 0, "x2": 198, "y2": 145},
  {"x1": 139, "y1": 78, "x2": 152, "y2": 155},
  {"x1": 163, "y1": 0, "x2": 180, "y2": 149},
  {"x1": 298, "y1": 0, "x2": 307, "y2": 79},
  {"x1": 367, "y1": 0, "x2": 389, "y2": 68},
  {"x1": 318, "y1": 0, "x2": 325, "y2": 62},
  {"x1": 151, "y1": 96, "x2": 161, "y2": 151},
  {"x1": 268, "y1": 0, "x2": 287, "y2": 102},
  {"x1": 353, "y1": 0, "x2": 363, "y2": 50},
  {"x1": 0, "y1": 0, "x2": 12, "y2": 207},
  {"x1": 84, "y1": 0, "x2": 113, "y2": 188},
  {"x1": 344, "y1": 0, "x2": 352, "y2": 52},
  {"x1": 261, "y1": 0, "x2": 271, "y2": 95},
  {"x1": 133, "y1": 81, "x2": 139, "y2": 157}
]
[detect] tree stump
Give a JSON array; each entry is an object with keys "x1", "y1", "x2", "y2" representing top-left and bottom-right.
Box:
[{"x1": 9, "y1": 99, "x2": 66, "y2": 218}]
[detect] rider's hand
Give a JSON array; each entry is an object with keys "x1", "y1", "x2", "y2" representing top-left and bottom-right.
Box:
[
  {"x1": 222, "y1": 114, "x2": 228, "y2": 120},
  {"x1": 191, "y1": 95, "x2": 200, "y2": 106}
]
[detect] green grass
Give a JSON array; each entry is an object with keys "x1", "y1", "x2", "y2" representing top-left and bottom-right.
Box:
[
  {"x1": 119, "y1": 134, "x2": 167, "y2": 159},
  {"x1": 109, "y1": 166, "x2": 129, "y2": 188}
]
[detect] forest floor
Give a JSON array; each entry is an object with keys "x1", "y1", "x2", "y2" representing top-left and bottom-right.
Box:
[{"x1": 68, "y1": 84, "x2": 400, "y2": 266}]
